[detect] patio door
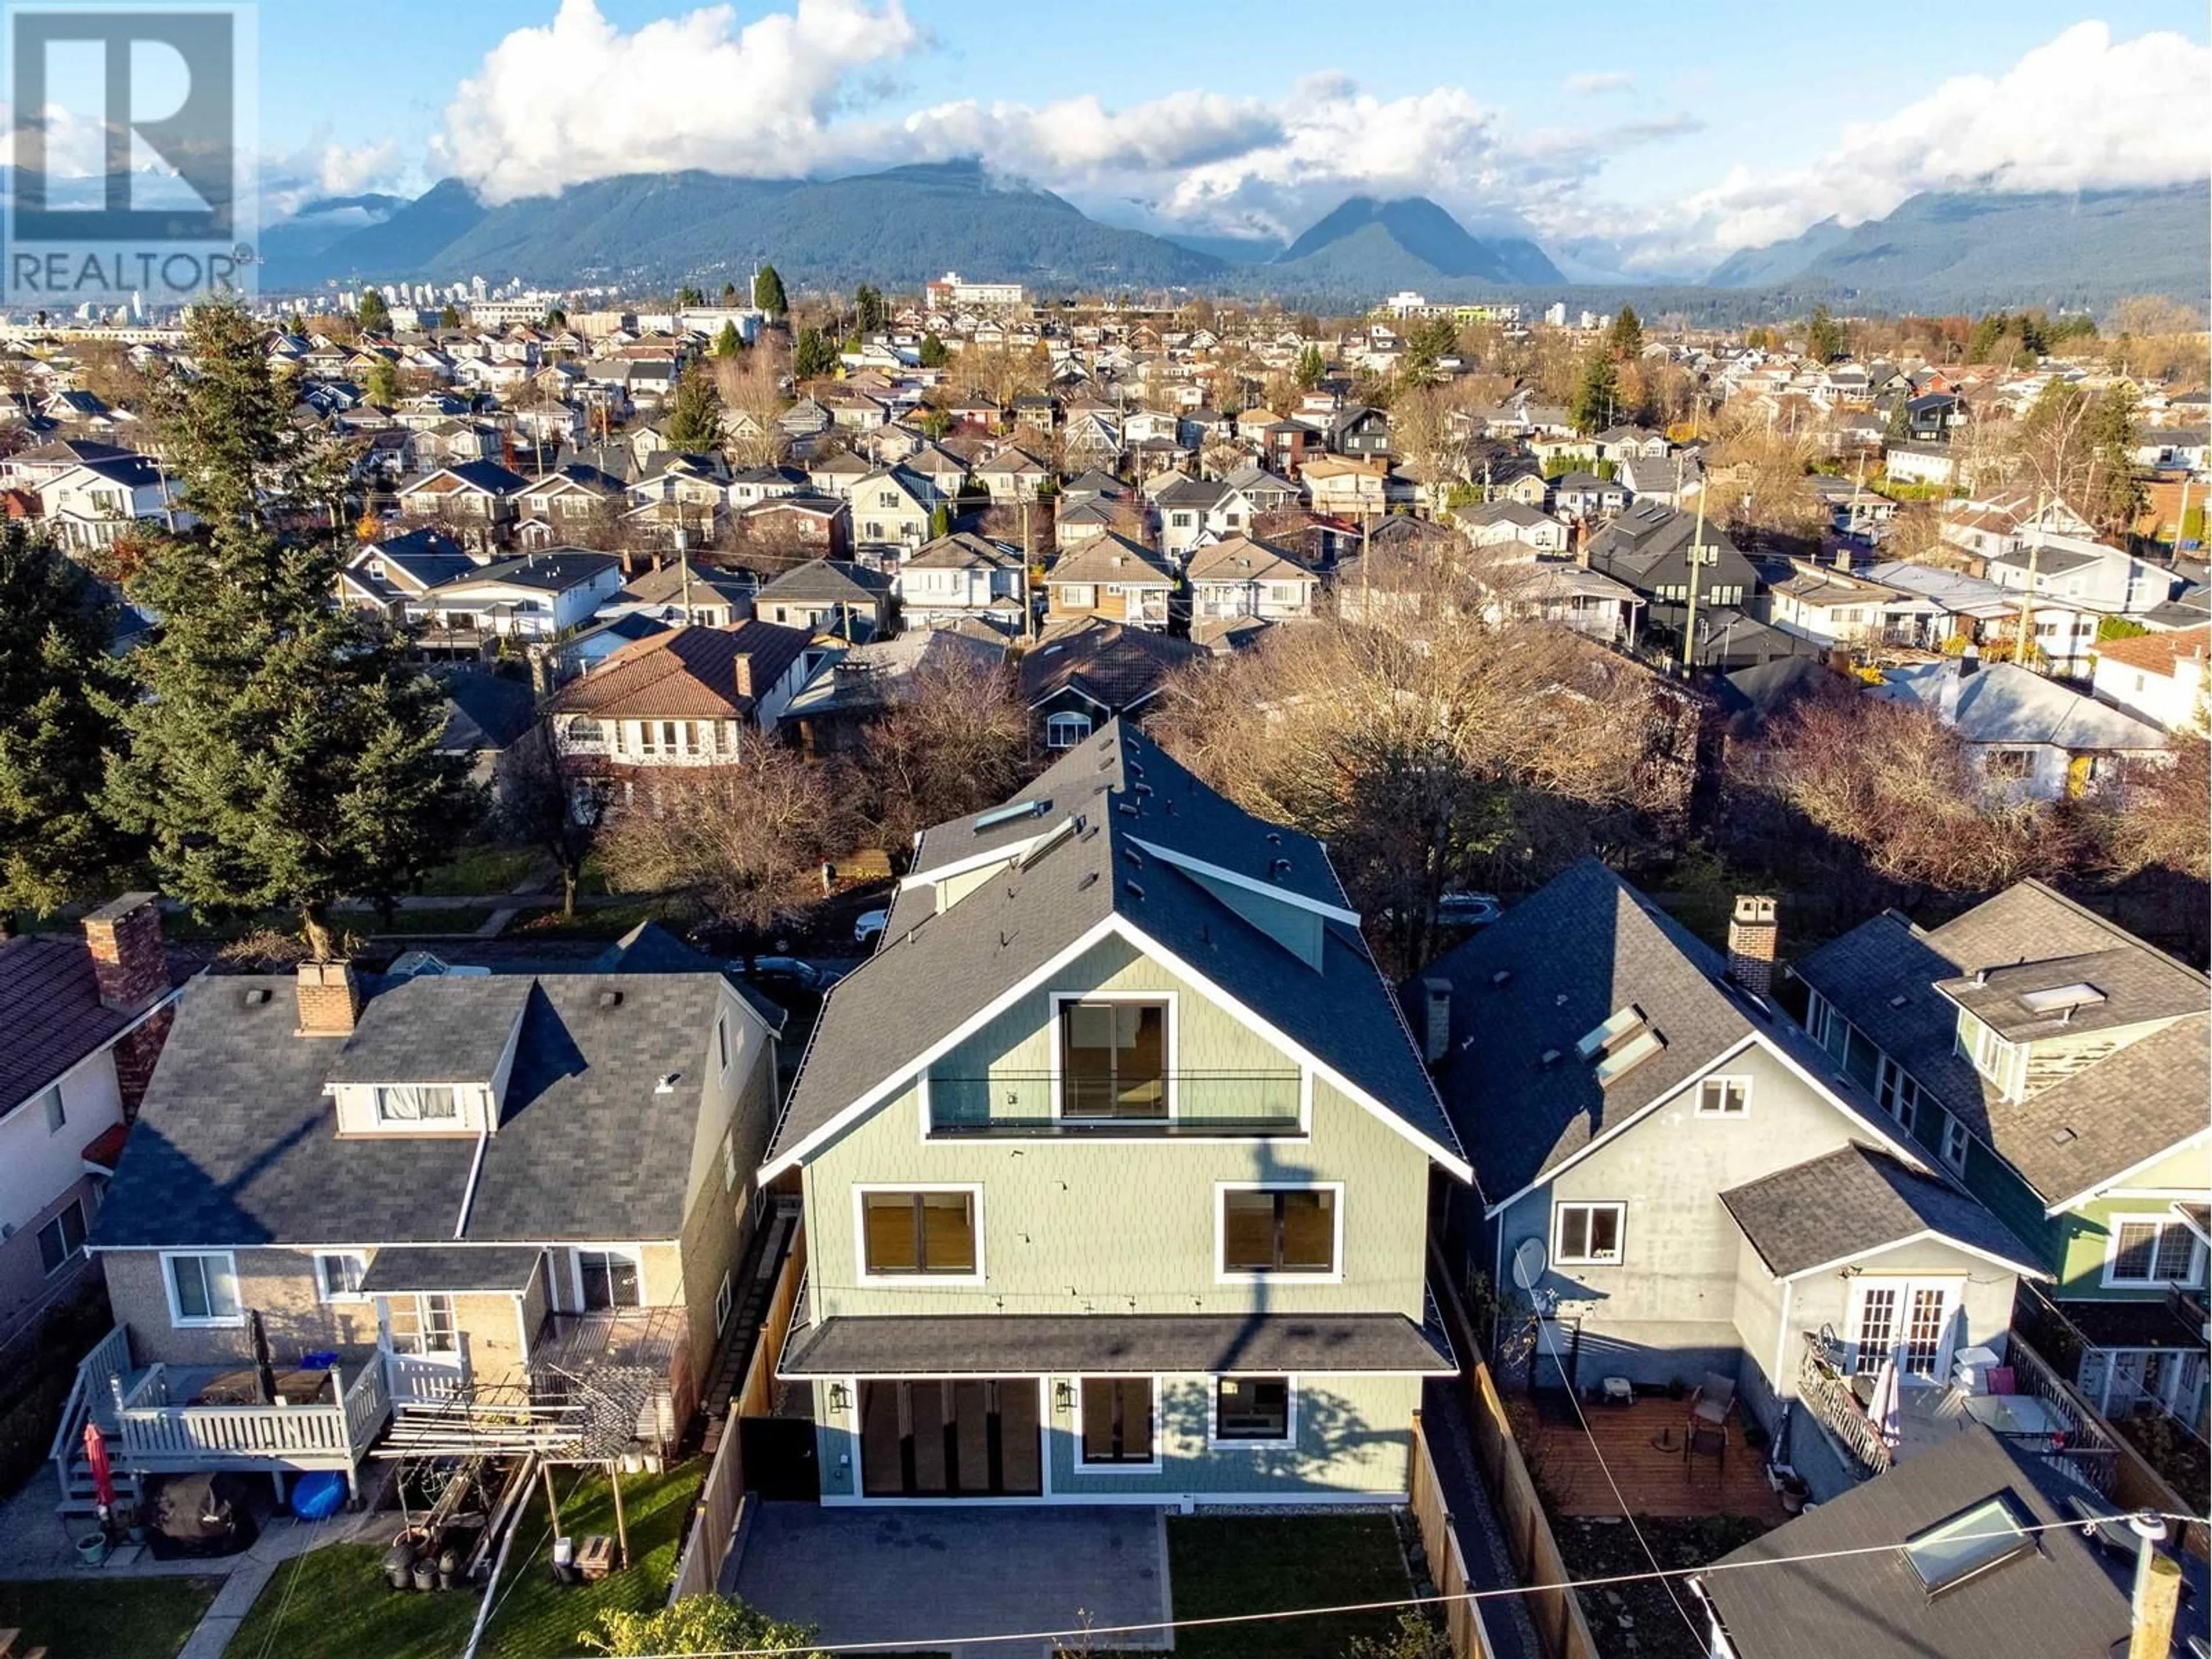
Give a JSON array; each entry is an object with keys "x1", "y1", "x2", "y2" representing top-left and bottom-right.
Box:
[
  {"x1": 858, "y1": 1378, "x2": 1041, "y2": 1497},
  {"x1": 1846, "y1": 1279, "x2": 1960, "y2": 1379}
]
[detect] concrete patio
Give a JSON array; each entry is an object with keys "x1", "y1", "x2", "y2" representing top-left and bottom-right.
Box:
[{"x1": 729, "y1": 1502, "x2": 1172, "y2": 1658}]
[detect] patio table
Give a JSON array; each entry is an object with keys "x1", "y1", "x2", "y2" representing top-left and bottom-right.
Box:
[
  {"x1": 189, "y1": 1366, "x2": 332, "y2": 1407},
  {"x1": 1962, "y1": 1392, "x2": 2062, "y2": 1442}
]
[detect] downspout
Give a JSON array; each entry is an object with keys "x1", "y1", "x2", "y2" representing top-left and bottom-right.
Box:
[{"x1": 453, "y1": 1128, "x2": 490, "y2": 1240}]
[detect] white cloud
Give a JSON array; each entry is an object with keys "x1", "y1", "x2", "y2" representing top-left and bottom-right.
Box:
[
  {"x1": 1562, "y1": 71, "x2": 1634, "y2": 96},
  {"x1": 1680, "y1": 21, "x2": 2211, "y2": 255}
]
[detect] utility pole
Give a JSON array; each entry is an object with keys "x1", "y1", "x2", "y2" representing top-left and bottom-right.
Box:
[
  {"x1": 2014, "y1": 491, "x2": 2046, "y2": 676},
  {"x1": 1680, "y1": 483, "x2": 1708, "y2": 673}
]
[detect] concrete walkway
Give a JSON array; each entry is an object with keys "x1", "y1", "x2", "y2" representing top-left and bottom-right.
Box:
[
  {"x1": 732, "y1": 1503, "x2": 1172, "y2": 1659},
  {"x1": 175, "y1": 1510, "x2": 386, "y2": 1659}
]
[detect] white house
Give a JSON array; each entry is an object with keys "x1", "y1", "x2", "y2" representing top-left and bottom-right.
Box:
[
  {"x1": 407, "y1": 549, "x2": 624, "y2": 643},
  {"x1": 2090, "y1": 624, "x2": 2209, "y2": 734},
  {"x1": 36, "y1": 456, "x2": 189, "y2": 550},
  {"x1": 1877, "y1": 657, "x2": 2168, "y2": 800}
]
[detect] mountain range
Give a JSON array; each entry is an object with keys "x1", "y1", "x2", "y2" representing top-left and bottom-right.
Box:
[{"x1": 260, "y1": 161, "x2": 2207, "y2": 315}]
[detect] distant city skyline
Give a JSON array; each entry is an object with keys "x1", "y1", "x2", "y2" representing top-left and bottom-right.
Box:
[{"x1": 244, "y1": 1, "x2": 2209, "y2": 276}]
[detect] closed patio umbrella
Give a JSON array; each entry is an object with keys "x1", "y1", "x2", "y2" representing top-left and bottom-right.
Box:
[
  {"x1": 1867, "y1": 1350, "x2": 1904, "y2": 1450},
  {"x1": 249, "y1": 1309, "x2": 277, "y2": 1406},
  {"x1": 82, "y1": 1420, "x2": 114, "y2": 1514}
]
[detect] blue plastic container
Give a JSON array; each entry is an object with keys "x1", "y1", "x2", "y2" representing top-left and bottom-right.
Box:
[{"x1": 290, "y1": 1470, "x2": 347, "y2": 1521}]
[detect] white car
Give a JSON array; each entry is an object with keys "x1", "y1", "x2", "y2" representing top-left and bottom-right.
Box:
[{"x1": 854, "y1": 908, "x2": 888, "y2": 948}]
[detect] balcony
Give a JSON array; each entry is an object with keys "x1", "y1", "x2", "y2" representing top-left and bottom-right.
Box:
[{"x1": 925, "y1": 1070, "x2": 1304, "y2": 1138}]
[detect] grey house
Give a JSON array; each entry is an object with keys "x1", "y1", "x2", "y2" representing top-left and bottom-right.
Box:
[{"x1": 1419, "y1": 862, "x2": 2037, "y2": 1488}]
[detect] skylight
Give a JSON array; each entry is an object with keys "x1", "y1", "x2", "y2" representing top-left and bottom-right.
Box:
[
  {"x1": 973, "y1": 799, "x2": 1047, "y2": 832},
  {"x1": 1902, "y1": 1497, "x2": 2034, "y2": 1595},
  {"x1": 2016, "y1": 983, "x2": 2105, "y2": 1017},
  {"x1": 1575, "y1": 1005, "x2": 1645, "y2": 1060},
  {"x1": 1592, "y1": 1028, "x2": 1665, "y2": 1085}
]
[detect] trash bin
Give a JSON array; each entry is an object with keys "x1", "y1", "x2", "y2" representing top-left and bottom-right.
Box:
[
  {"x1": 551, "y1": 1536, "x2": 576, "y2": 1585},
  {"x1": 382, "y1": 1538, "x2": 416, "y2": 1590},
  {"x1": 291, "y1": 1471, "x2": 347, "y2": 1521}
]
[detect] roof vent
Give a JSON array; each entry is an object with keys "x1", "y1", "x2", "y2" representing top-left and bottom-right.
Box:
[
  {"x1": 654, "y1": 1071, "x2": 680, "y2": 1094},
  {"x1": 1888, "y1": 993, "x2": 1909, "y2": 1008},
  {"x1": 1116, "y1": 802, "x2": 1138, "y2": 816},
  {"x1": 599, "y1": 989, "x2": 624, "y2": 1009},
  {"x1": 243, "y1": 986, "x2": 272, "y2": 1006},
  {"x1": 2050, "y1": 1126, "x2": 2078, "y2": 1145},
  {"x1": 1270, "y1": 858, "x2": 1293, "y2": 881},
  {"x1": 1491, "y1": 970, "x2": 1512, "y2": 987},
  {"x1": 1539, "y1": 1048, "x2": 1562, "y2": 1066},
  {"x1": 1123, "y1": 880, "x2": 1145, "y2": 900}
]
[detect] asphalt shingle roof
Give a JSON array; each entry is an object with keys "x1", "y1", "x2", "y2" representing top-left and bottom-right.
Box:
[
  {"x1": 357, "y1": 1244, "x2": 544, "y2": 1293},
  {"x1": 0, "y1": 935, "x2": 160, "y2": 1115},
  {"x1": 1019, "y1": 619, "x2": 1196, "y2": 713},
  {"x1": 547, "y1": 621, "x2": 814, "y2": 721},
  {"x1": 1721, "y1": 1144, "x2": 2037, "y2": 1278}
]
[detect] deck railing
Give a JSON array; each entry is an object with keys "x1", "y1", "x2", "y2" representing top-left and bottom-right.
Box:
[
  {"x1": 50, "y1": 1324, "x2": 133, "y2": 1503},
  {"x1": 2003, "y1": 1335, "x2": 2121, "y2": 1497},
  {"x1": 925, "y1": 1070, "x2": 1304, "y2": 1135},
  {"x1": 342, "y1": 1357, "x2": 393, "y2": 1456},
  {"x1": 1797, "y1": 1331, "x2": 1893, "y2": 1481},
  {"x1": 116, "y1": 1394, "x2": 353, "y2": 1462}
]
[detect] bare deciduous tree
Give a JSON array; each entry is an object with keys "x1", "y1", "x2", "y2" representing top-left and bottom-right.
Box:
[
  {"x1": 499, "y1": 720, "x2": 609, "y2": 918},
  {"x1": 859, "y1": 649, "x2": 1036, "y2": 857}
]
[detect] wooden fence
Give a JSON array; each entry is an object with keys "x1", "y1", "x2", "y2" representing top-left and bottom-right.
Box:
[
  {"x1": 1430, "y1": 1249, "x2": 1604, "y2": 1659},
  {"x1": 1408, "y1": 1417, "x2": 1495, "y2": 1659},
  {"x1": 669, "y1": 1226, "x2": 807, "y2": 1604}
]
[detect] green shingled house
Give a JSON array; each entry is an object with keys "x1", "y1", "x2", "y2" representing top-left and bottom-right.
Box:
[
  {"x1": 1796, "y1": 881, "x2": 2210, "y2": 1430},
  {"x1": 760, "y1": 721, "x2": 1471, "y2": 1503}
]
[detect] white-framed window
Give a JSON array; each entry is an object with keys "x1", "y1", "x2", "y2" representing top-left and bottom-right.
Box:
[
  {"x1": 855, "y1": 1185, "x2": 985, "y2": 1284},
  {"x1": 164, "y1": 1250, "x2": 243, "y2": 1327},
  {"x1": 1044, "y1": 711, "x2": 1093, "y2": 749},
  {"x1": 315, "y1": 1251, "x2": 369, "y2": 1302},
  {"x1": 39, "y1": 1084, "x2": 65, "y2": 1134},
  {"x1": 1073, "y1": 1376, "x2": 1160, "y2": 1472},
  {"x1": 374, "y1": 1085, "x2": 461, "y2": 1124},
  {"x1": 1874, "y1": 1055, "x2": 1922, "y2": 1128},
  {"x1": 1217, "y1": 1183, "x2": 1342, "y2": 1282},
  {"x1": 722, "y1": 1131, "x2": 739, "y2": 1193},
  {"x1": 574, "y1": 1247, "x2": 643, "y2": 1309},
  {"x1": 386, "y1": 1293, "x2": 458, "y2": 1356},
  {"x1": 1553, "y1": 1201, "x2": 1626, "y2": 1266},
  {"x1": 1696, "y1": 1076, "x2": 1749, "y2": 1116},
  {"x1": 715, "y1": 1013, "x2": 731, "y2": 1074},
  {"x1": 1209, "y1": 1375, "x2": 1296, "y2": 1448},
  {"x1": 37, "y1": 1199, "x2": 86, "y2": 1277},
  {"x1": 1059, "y1": 583, "x2": 1097, "y2": 608},
  {"x1": 713, "y1": 1269, "x2": 734, "y2": 1335},
  {"x1": 1938, "y1": 1111, "x2": 1971, "y2": 1173},
  {"x1": 1804, "y1": 995, "x2": 1834, "y2": 1051},
  {"x1": 2104, "y1": 1217, "x2": 2208, "y2": 1289}
]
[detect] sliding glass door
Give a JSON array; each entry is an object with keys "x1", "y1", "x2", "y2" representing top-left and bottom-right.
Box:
[{"x1": 858, "y1": 1379, "x2": 1043, "y2": 1497}]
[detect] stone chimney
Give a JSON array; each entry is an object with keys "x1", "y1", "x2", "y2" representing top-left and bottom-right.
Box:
[
  {"x1": 296, "y1": 960, "x2": 361, "y2": 1036},
  {"x1": 733, "y1": 653, "x2": 754, "y2": 700},
  {"x1": 84, "y1": 893, "x2": 172, "y2": 1117},
  {"x1": 1420, "y1": 977, "x2": 1453, "y2": 1066},
  {"x1": 1726, "y1": 895, "x2": 1779, "y2": 997},
  {"x1": 1938, "y1": 646, "x2": 1979, "y2": 723},
  {"x1": 84, "y1": 892, "x2": 165, "y2": 1013}
]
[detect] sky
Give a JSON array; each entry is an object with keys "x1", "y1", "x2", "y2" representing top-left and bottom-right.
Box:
[{"x1": 247, "y1": 1, "x2": 2211, "y2": 276}]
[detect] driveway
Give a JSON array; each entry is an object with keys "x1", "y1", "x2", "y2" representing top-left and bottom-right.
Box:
[{"x1": 729, "y1": 1502, "x2": 1172, "y2": 1658}]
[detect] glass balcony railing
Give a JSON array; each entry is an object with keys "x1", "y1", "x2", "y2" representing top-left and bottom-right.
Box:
[{"x1": 926, "y1": 1070, "x2": 1303, "y2": 1137}]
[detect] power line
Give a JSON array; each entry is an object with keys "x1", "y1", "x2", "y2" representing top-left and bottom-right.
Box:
[{"x1": 546, "y1": 1509, "x2": 2209, "y2": 1659}]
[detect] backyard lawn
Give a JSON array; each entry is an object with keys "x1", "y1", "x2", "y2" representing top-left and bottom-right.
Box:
[
  {"x1": 414, "y1": 844, "x2": 547, "y2": 897},
  {"x1": 0, "y1": 1577, "x2": 218, "y2": 1659},
  {"x1": 1148, "y1": 1513, "x2": 1416, "y2": 1659},
  {"x1": 224, "y1": 1463, "x2": 702, "y2": 1659}
]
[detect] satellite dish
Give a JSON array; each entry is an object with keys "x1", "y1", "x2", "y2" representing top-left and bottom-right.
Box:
[{"x1": 1512, "y1": 1237, "x2": 1548, "y2": 1293}]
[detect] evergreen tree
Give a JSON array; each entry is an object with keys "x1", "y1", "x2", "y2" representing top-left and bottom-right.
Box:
[
  {"x1": 2089, "y1": 384, "x2": 2147, "y2": 533},
  {"x1": 1805, "y1": 303, "x2": 1847, "y2": 363},
  {"x1": 719, "y1": 281, "x2": 739, "y2": 307},
  {"x1": 1294, "y1": 343, "x2": 1325, "y2": 389},
  {"x1": 0, "y1": 525, "x2": 130, "y2": 912},
  {"x1": 543, "y1": 305, "x2": 567, "y2": 329},
  {"x1": 928, "y1": 502, "x2": 952, "y2": 539},
  {"x1": 1569, "y1": 350, "x2": 1620, "y2": 435},
  {"x1": 714, "y1": 320, "x2": 744, "y2": 358},
  {"x1": 1608, "y1": 305, "x2": 1643, "y2": 360},
  {"x1": 918, "y1": 332, "x2": 948, "y2": 368},
  {"x1": 365, "y1": 358, "x2": 400, "y2": 405},
  {"x1": 357, "y1": 287, "x2": 391, "y2": 334},
  {"x1": 792, "y1": 327, "x2": 836, "y2": 380},
  {"x1": 854, "y1": 283, "x2": 887, "y2": 334},
  {"x1": 752, "y1": 264, "x2": 788, "y2": 317},
  {"x1": 437, "y1": 302, "x2": 461, "y2": 330},
  {"x1": 101, "y1": 300, "x2": 476, "y2": 955},
  {"x1": 676, "y1": 285, "x2": 704, "y2": 308},
  {"x1": 661, "y1": 363, "x2": 726, "y2": 451}
]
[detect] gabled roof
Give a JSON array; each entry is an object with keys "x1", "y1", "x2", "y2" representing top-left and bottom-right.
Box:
[
  {"x1": 547, "y1": 620, "x2": 815, "y2": 720},
  {"x1": 762, "y1": 721, "x2": 1467, "y2": 1180},
  {"x1": 1019, "y1": 617, "x2": 1196, "y2": 713},
  {"x1": 429, "y1": 549, "x2": 618, "y2": 596},
  {"x1": 1046, "y1": 533, "x2": 1175, "y2": 588},
  {"x1": 1423, "y1": 859, "x2": 1910, "y2": 1205},
  {"x1": 756, "y1": 559, "x2": 892, "y2": 603},
  {"x1": 0, "y1": 928, "x2": 177, "y2": 1115},
  {"x1": 903, "y1": 531, "x2": 1022, "y2": 573},
  {"x1": 1722, "y1": 1143, "x2": 2039, "y2": 1279},
  {"x1": 96, "y1": 970, "x2": 736, "y2": 1249},
  {"x1": 2094, "y1": 622, "x2": 2209, "y2": 675},
  {"x1": 1876, "y1": 660, "x2": 2165, "y2": 751},
  {"x1": 1184, "y1": 535, "x2": 1313, "y2": 586},
  {"x1": 400, "y1": 459, "x2": 529, "y2": 497}
]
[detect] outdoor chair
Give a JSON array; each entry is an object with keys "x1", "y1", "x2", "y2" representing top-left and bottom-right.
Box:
[
  {"x1": 1684, "y1": 1420, "x2": 1727, "y2": 1480},
  {"x1": 1688, "y1": 1371, "x2": 1737, "y2": 1427}
]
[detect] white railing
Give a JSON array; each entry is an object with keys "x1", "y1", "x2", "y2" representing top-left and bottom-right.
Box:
[
  {"x1": 51, "y1": 1324, "x2": 134, "y2": 1502},
  {"x1": 341, "y1": 1357, "x2": 393, "y2": 1456},
  {"x1": 116, "y1": 1397, "x2": 352, "y2": 1462},
  {"x1": 385, "y1": 1350, "x2": 469, "y2": 1407}
]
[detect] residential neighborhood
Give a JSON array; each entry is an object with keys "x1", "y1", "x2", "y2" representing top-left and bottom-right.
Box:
[{"x1": 0, "y1": 15, "x2": 2203, "y2": 1659}]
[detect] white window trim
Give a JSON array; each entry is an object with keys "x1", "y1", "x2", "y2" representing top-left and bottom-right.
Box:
[
  {"x1": 569, "y1": 1245, "x2": 646, "y2": 1310},
  {"x1": 162, "y1": 1249, "x2": 243, "y2": 1328},
  {"x1": 1939, "y1": 1112, "x2": 1971, "y2": 1175},
  {"x1": 1873, "y1": 1054, "x2": 1922, "y2": 1128},
  {"x1": 372, "y1": 1082, "x2": 466, "y2": 1126},
  {"x1": 1048, "y1": 990, "x2": 1177, "y2": 1124},
  {"x1": 714, "y1": 1268, "x2": 734, "y2": 1335},
  {"x1": 1695, "y1": 1075, "x2": 1751, "y2": 1116},
  {"x1": 716, "y1": 1013, "x2": 732, "y2": 1074},
  {"x1": 1214, "y1": 1180, "x2": 1345, "y2": 1285},
  {"x1": 1552, "y1": 1200, "x2": 1627, "y2": 1267},
  {"x1": 314, "y1": 1251, "x2": 371, "y2": 1303},
  {"x1": 1070, "y1": 1374, "x2": 1164, "y2": 1475},
  {"x1": 1206, "y1": 1374, "x2": 1298, "y2": 1450},
  {"x1": 2103, "y1": 1213, "x2": 2209, "y2": 1290},
  {"x1": 37, "y1": 1199, "x2": 86, "y2": 1278},
  {"x1": 851, "y1": 1182, "x2": 987, "y2": 1287},
  {"x1": 722, "y1": 1131, "x2": 739, "y2": 1194}
]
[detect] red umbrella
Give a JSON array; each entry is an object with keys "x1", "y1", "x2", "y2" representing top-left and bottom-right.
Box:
[{"x1": 82, "y1": 1419, "x2": 114, "y2": 1513}]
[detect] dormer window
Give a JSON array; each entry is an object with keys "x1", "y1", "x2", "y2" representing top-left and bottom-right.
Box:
[{"x1": 375, "y1": 1085, "x2": 460, "y2": 1123}]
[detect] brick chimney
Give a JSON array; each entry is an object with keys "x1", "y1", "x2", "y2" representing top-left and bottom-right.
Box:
[
  {"x1": 85, "y1": 893, "x2": 172, "y2": 1117},
  {"x1": 84, "y1": 892, "x2": 165, "y2": 1013},
  {"x1": 733, "y1": 653, "x2": 754, "y2": 700},
  {"x1": 296, "y1": 960, "x2": 361, "y2": 1036},
  {"x1": 1727, "y1": 895, "x2": 1779, "y2": 996}
]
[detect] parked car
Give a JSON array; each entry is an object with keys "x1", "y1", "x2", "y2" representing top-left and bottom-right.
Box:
[
  {"x1": 854, "y1": 908, "x2": 888, "y2": 948},
  {"x1": 737, "y1": 956, "x2": 840, "y2": 991},
  {"x1": 1435, "y1": 892, "x2": 1501, "y2": 927}
]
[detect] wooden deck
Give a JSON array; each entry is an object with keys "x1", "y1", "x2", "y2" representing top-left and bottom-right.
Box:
[{"x1": 1528, "y1": 1396, "x2": 1790, "y2": 1522}]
